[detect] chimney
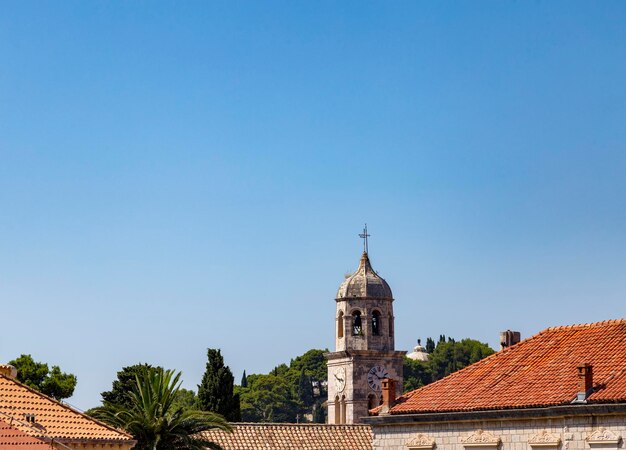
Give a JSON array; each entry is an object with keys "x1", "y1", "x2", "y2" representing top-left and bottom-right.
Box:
[
  {"x1": 0, "y1": 364, "x2": 17, "y2": 379},
  {"x1": 500, "y1": 330, "x2": 521, "y2": 350},
  {"x1": 380, "y1": 378, "x2": 396, "y2": 414},
  {"x1": 573, "y1": 363, "x2": 593, "y2": 403}
]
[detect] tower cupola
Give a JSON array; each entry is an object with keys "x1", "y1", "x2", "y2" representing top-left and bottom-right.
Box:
[{"x1": 336, "y1": 252, "x2": 393, "y2": 300}]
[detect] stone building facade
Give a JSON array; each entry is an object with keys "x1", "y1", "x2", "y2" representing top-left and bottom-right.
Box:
[
  {"x1": 368, "y1": 405, "x2": 626, "y2": 450},
  {"x1": 365, "y1": 319, "x2": 626, "y2": 450}
]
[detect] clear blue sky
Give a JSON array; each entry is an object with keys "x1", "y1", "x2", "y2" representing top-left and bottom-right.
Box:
[{"x1": 2, "y1": 1, "x2": 626, "y2": 410}]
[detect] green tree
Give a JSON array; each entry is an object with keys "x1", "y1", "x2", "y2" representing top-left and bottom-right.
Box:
[
  {"x1": 429, "y1": 338, "x2": 494, "y2": 381},
  {"x1": 296, "y1": 367, "x2": 313, "y2": 412},
  {"x1": 425, "y1": 337, "x2": 436, "y2": 353},
  {"x1": 235, "y1": 349, "x2": 328, "y2": 423},
  {"x1": 9, "y1": 354, "x2": 77, "y2": 400},
  {"x1": 101, "y1": 363, "x2": 160, "y2": 408},
  {"x1": 237, "y1": 374, "x2": 299, "y2": 422},
  {"x1": 92, "y1": 369, "x2": 231, "y2": 450},
  {"x1": 287, "y1": 349, "x2": 327, "y2": 384},
  {"x1": 271, "y1": 363, "x2": 289, "y2": 377},
  {"x1": 403, "y1": 337, "x2": 495, "y2": 393},
  {"x1": 172, "y1": 387, "x2": 198, "y2": 412},
  {"x1": 240, "y1": 370, "x2": 247, "y2": 388},
  {"x1": 403, "y1": 358, "x2": 431, "y2": 392},
  {"x1": 197, "y1": 349, "x2": 241, "y2": 422}
]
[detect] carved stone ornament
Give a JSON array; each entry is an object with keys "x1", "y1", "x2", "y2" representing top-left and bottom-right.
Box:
[
  {"x1": 528, "y1": 430, "x2": 562, "y2": 448},
  {"x1": 586, "y1": 428, "x2": 621, "y2": 446},
  {"x1": 407, "y1": 433, "x2": 436, "y2": 450},
  {"x1": 460, "y1": 430, "x2": 501, "y2": 448}
]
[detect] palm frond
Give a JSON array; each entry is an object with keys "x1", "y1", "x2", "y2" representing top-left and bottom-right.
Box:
[{"x1": 92, "y1": 368, "x2": 231, "y2": 449}]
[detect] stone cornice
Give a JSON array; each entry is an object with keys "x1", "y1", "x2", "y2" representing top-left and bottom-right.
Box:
[
  {"x1": 362, "y1": 403, "x2": 626, "y2": 426},
  {"x1": 325, "y1": 350, "x2": 407, "y2": 360}
]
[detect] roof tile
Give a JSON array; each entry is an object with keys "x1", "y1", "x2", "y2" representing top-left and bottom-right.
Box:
[
  {"x1": 386, "y1": 319, "x2": 626, "y2": 415},
  {"x1": 0, "y1": 374, "x2": 132, "y2": 442},
  {"x1": 203, "y1": 423, "x2": 372, "y2": 449},
  {"x1": 0, "y1": 420, "x2": 53, "y2": 449}
]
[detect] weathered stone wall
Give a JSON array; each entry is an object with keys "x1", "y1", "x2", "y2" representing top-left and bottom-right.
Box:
[
  {"x1": 371, "y1": 414, "x2": 626, "y2": 450},
  {"x1": 327, "y1": 351, "x2": 405, "y2": 424},
  {"x1": 336, "y1": 298, "x2": 396, "y2": 352}
]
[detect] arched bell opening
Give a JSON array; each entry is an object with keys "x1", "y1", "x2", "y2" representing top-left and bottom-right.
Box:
[
  {"x1": 337, "y1": 311, "x2": 344, "y2": 339},
  {"x1": 352, "y1": 310, "x2": 362, "y2": 336},
  {"x1": 372, "y1": 310, "x2": 382, "y2": 336}
]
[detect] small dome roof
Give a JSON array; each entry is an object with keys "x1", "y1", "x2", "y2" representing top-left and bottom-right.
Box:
[
  {"x1": 406, "y1": 339, "x2": 429, "y2": 361},
  {"x1": 407, "y1": 340, "x2": 429, "y2": 362},
  {"x1": 336, "y1": 252, "x2": 393, "y2": 300}
]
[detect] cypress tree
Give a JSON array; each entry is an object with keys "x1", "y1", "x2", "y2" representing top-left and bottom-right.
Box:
[
  {"x1": 296, "y1": 367, "x2": 313, "y2": 408},
  {"x1": 241, "y1": 370, "x2": 248, "y2": 388},
  {"x1": 197, "y1": 349, "x2": 241, "y2": 422},
  {"x1": 425, "y1": 337, "x2": 435, "y2": 353}
]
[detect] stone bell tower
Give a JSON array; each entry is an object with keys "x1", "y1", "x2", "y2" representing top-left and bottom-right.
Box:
[{"x1": 325, "y1": 227, "x2": 405, "y2": 424}]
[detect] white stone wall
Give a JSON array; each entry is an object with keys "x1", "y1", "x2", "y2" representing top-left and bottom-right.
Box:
[{"x1": 372, "y1": 414, "x2": 626, "y2": 450}]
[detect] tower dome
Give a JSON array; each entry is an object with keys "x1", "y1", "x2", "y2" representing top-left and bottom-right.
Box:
[{"x1": 336, "y1": 252, "x2": 393, "y2": 300}]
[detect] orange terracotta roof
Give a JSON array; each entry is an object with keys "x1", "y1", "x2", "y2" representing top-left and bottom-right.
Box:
[
  {"x1": 388, "y1": 319, "x2": 626, "y2": 415},
  {"x1": 0, "y1": 420, "x2": 53, "y2": 449},
  {"x1": 202, "y1": 423, "x2": 372, "y2": 450},
  {"x1": 0, "y1": 374, "x2": 133, "y2": 443}
]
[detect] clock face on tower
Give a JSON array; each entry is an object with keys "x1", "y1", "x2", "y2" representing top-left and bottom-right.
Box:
[
  {"x1": 367, "y1": 365, "x2": 389, "y2": 391},
  {"x1": 333, "y1": 367, "x2": 346, "y2": 392}
]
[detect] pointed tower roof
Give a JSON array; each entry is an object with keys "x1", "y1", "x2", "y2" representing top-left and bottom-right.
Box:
[{"x1": 336, "y1": 252, "x2": 393, "y2": 300}]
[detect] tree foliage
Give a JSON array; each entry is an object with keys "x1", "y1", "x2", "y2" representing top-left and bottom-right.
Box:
[
  {"x1": 425, "y1": 337, "x2": 436, "y2": 353},
  {"x1": 197, "y1": 349, "x2": 241, "y2": 422},
  {"x1": 91, "y1": 369, "x2": 231, "y2": 450},
  {"x1": 403, "y1": 337, "x2": 494, "y2": 391},
  {"x1": 296, "y1": 367, "x2": 314, "y2": 408},
  {"x1": 236, "y1": 349, "x2": 327, "y2": 423},
  {"x1": 172, "y1": 387, "x2": 199, "y2": 412},
  {"x1": 96, "y1": 363, "x2": 199, "y2": 415},
  {"x1": 428, "y1": 337, "x2": 494, "y2": 380},
  {"x1": 101, "y1": 363, "x2": 159, "y2": 408},
  {"x1": 9, "y1": 354, "x2": 77, "y2": 400},
  {"x1": 237, "y1": 374, "x2": 300, "y2": 422},
  {"x1": 288, "y1": 350, "x2": 327, "y2": 384},
  {"x1": 403, "y1": 358, "x2": 431, "y2": 392}
]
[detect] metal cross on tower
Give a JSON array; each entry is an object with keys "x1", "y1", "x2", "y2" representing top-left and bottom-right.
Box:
[{"x1": 359, "y1": 224, "x2": 370, "y2": 253}]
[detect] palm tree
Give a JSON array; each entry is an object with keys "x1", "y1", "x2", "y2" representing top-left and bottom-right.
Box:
[{"x1": 92, "y1": 369, "x2": 232, "y2": 450}]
